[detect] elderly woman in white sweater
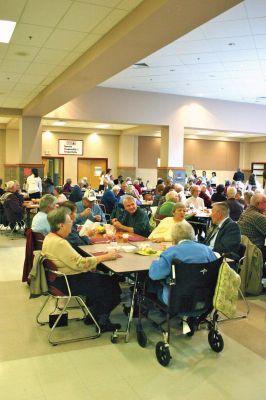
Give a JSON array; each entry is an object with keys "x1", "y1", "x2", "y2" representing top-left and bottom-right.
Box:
[{"x1": 149, "y1": 202, "x2": 190, "y2": 242}]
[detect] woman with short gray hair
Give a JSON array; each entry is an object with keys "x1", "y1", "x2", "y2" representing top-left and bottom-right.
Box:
[
  {"x1": 149, "y1": 202, "x2": 190, "y2": 242},
  {"x1": 31, "y1": 194, "x2": 57, "y2": 236},
  {"x1": 42, "y1": 207, "x2": 121, "y2": 332}
]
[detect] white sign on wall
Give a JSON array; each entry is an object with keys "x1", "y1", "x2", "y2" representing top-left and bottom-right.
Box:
[{"x1": 58, "y1": 139, "x2": 83, "y2": 155}]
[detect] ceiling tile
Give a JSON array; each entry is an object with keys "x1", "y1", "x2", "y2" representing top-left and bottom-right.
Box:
[
  {"x1": 59, "y1": 51, "x2": 83, "y2": 67},
  {"x1": 44, "y1": 29, "x2": 87, "y2": 51},
  {"x1": 58, "y1": 2, "x2": 111, "y2": 32},
  {"x1": 25, "y1": 62, "x2": 60, "y2": 75},
  {"x1": 179, "y1": 52, "x2": 220, "y2": 65},
  {"x1": 217, "y1": 49, "x2": 258, "y2": 62},
  {"x1": 169, "y1": 39, "x2": 212, "y2": 54},
  {"x1": 207, "y1": 36, "x2": 255, "y2": 52},
  {"x1": 254, "y1": 34, "x2": 266, "y2": 48},
  {"x1": 74, "y1": 33, "x2": 101, "y2": 52},
  {"x1": 0, "y1": 44, "x2": 9, "y2": 60},
  {"x1": 201, "y1": 19, "x2": 251, "y2": 38},
  {"x1": 19, "y1": 74, "x2": 46, "y2": 84},
  {"x1": 5, "y1": 44, "x2": 40, "y2": 63},
  {"x1": 34, "y1": 48, "x2": 68, "y2": 65},
  {"x1": 249, "y1": 17, "x2": 266, "y2": 34},
  {"x1": 10, "y1": 24, "x2": 53, "y2": 47},
  {"x1": 21, "y1": 0, "x2": 73, "y2": 27},
  {"x1": 93, "y1": 9, "x2": 127, "y2": 35},
  {"x1": 245, "y1": 0, "x2": 266, "y2": 18},
  {"x1": 0, "y1": 0, "x2": 27, "y2": 21},
  {"x1": 0, "y1": 60, "x2": 30, "y2": 74},
  {"x1": 210, "y1": 2, "x2": 247, "y2": 22}
]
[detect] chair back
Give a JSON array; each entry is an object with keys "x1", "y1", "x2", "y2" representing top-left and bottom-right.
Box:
[
  {"x1": 43, "y1": 259, "x2": 66, "y2": 296},
  {"x1": 144, "y1": 194, "x2": 153, "y2": 201},
  {"x1": 168, "y1": 257, "x2": 223, "y2": 316},
  {"x1": 154, "y1": 214, "x2": 166, "y2": 226},
  {"x1": 32, "y1": 231, "x2": 45, "y2": 250}
]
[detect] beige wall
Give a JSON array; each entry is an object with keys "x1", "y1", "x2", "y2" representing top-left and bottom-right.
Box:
[
  {"x1": 42, "y1": 131, "x2": 119, "y2": 183},
  {"x1": 138, "y1": 136, "x2": 160, "y2": 168},
  {"x1": 0, "y1": 129, "x2": 6, "y2": 181},
  {"x1": 6, "y1": 129, "x2": 20, "y2": 164}
]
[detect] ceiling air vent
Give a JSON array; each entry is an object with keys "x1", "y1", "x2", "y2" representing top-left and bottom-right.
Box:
[{"x1": 132, "y1": 63, "x2": 149, "y2": 68}]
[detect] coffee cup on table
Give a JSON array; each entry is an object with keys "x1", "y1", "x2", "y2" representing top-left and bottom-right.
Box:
[{"x1": 122, "y1": 233, "x2": 129, "y2": 243}]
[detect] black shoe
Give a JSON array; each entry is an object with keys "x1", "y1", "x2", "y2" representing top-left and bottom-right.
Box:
[
  {"x1": 84, "y1": 314, "x2": 97, "y2": 325},
  {"x1": 99, "y1": 321, "x2": 121, "y2": 333}
]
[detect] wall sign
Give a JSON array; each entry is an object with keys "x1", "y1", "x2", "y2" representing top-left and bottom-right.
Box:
[{"x1": 58, "y1": 139, "x2": 83, "y2": 155}]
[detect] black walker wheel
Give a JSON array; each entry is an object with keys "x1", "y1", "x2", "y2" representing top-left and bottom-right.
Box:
[
  {"x1": 208, "y1": 330, "x2": 224, "y2": 353},
  {"x1": 155, "y1": 341, "x2": 171, "y2": 366},
  {"x1": 136, "y1": 327, "x2": 147, "y2": 348}
]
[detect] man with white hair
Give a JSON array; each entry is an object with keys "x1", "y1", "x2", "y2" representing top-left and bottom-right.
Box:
[
  {"x1": 226, "y1": 187, "x2": 243, "y2": 221},
  {"x1": 111, "y1": 195, "x2": 151, "y2": 237},
  {"x1": 238, "y1": 193, "x2": 266, "y2": 261},
  {"x1": 2, "y1": 181, "x2": 24, "y2": 230}
]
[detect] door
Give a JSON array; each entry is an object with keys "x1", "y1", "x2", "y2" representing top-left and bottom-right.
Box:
[
  {"x1": 42, "y1": 157, "x2": 64, "y2": 186},
  {"x1": 77, "y1": 158, "x2": 107, "y2": 189}
]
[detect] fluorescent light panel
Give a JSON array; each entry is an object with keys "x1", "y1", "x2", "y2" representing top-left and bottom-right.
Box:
[{"x1": 0, "y1": 20, "x2": 16, "y2": 43}]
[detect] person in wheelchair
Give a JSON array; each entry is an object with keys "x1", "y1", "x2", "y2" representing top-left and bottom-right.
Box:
[{"x1": 148, "y1": 223, "x2": 217, "y2": 305}]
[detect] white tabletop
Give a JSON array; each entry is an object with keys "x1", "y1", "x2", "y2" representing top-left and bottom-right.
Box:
[{"x1": 79, "y1": 242, "x2": 161, "y2": 274}]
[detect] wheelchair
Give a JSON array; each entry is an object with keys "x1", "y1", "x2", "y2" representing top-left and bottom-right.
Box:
[{"x1": 135, "y1": 257, "x2": 224, "y2": 366}]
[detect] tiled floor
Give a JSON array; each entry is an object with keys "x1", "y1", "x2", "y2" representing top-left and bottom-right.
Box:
[{"x1": 1, "y1": 233, "x2": 266, "y2": 400}]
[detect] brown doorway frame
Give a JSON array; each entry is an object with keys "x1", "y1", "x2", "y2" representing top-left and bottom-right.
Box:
[{"x1": 42, "y1": 156, "x2": 65, "y2": 186}]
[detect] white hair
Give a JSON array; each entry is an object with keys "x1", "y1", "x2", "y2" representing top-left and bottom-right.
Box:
[{"x1": 6, "y1": 181, "x2": 15, "y2": 190}]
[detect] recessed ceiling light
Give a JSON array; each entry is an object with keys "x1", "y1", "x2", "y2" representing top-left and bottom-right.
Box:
[
  {"x1": 52, "y1": 120, "x2": 66, "y2": 126},
  {"x1": 95, "y1": 123, "x2": 110, "y2": 128},
  {"x1": 0, "y1": 20, "x2": 16, "y2": 43}
]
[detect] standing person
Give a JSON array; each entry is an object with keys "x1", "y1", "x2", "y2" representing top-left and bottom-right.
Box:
[
  {"x1": 99, "y1": 172, "x2": 105, "y2": 191},
  {"x1": 26, "y1": 168, "x2": 42, "y2": 199},
  {"x1": 209, "y1": 172, "x2": 217, "y2": 187},
  {"x1": 104, "y1": 168, "x2": 112, "y2": 182},
  {"x1": 248, "y1": 173, "x2": 257, "y2": 191},
  {"x1": 0, "y1": 178, "x2": 4, "y2": 196},
  {"x1": 233, "y1": 168, "x2": 244, "y2": 182},
  {"x1": 201, "y1": 171, "x2": 207, "y2": 184}
]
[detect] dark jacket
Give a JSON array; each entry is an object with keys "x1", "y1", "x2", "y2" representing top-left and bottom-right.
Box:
[
  {"x1": 3, "y1": 192, "x2": 24, "y2": 225},
  {"x1": 226, "y1": 198, "x2": 243, "y2": 221},
  {"x1": 66, "y1": 224, "x2": 91, "y2": 248},
  {"x1": 69, "y1": 185, "x2": 83, "y2": 202},
  {"x1": 212, "y1": 218, "x2": 241, "y2": 259},
  {"x1": 101, "y1": 189, "x2": 119, "y2": 214}
]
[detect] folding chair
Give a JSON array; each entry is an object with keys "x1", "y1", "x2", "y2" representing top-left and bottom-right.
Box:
[
  {"x1": 136, "y1": 257, "x2": 224, "y2": 366},
  {"x1": 36, "y1": 259, "x2": 100, "y2": 345}
]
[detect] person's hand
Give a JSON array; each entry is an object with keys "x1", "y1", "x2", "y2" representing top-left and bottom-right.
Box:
[
  {"x1": 151, "y1": 237, "x2": 164, "y2": 243},
  {"x1": 111, "y1": 218, "x2": 118, "y2": 224},
  {"x1": 94, "y1": 214, "x2": 101, "y2": 222},
  {"x1": 107, "y1": 249, "x2": 119, "y2": 260},
  {"x1": 113, "y1": 220, "x2": 123, "y2": 230},
  {"x1": 87, "y1": 228, "x2": 95, "y2": 237},
  {"x1": 81, "y1": 207, "x2": 92, "y2": 217}
]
